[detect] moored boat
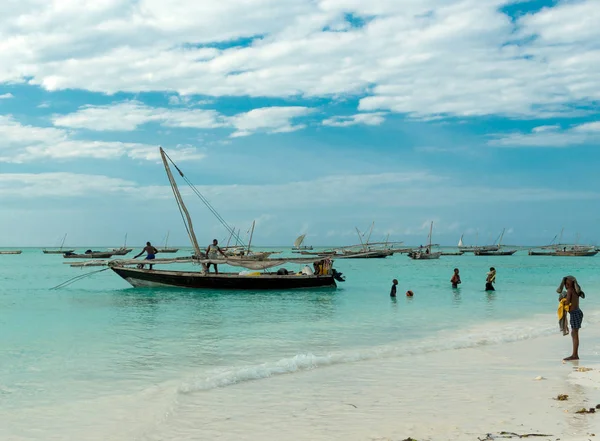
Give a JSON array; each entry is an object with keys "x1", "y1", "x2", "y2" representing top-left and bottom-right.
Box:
[
  {"x1": 105, "y1": 147, "x2": 346, "y2": 290},
  {"x1": 474, "y1": 249, "x2": 517, "y2": 256},
  {"x1": 0, "y1": 250, "x2": 22, "y2": 255},
  {"x1": 156, "y1": 231, "x2": 179, "y2": 253},
  {"x1": 473, "y1": 229, "x2": 516, "y2": 256},
  {"x1": 43, "y1": 233, "x2": 74, "y2": 254},
  {"x1": 408, "y1": 222, "x2": 441, "y2": 260},
  {"x1": 109, "y1": 234, "x2": 133, "y2": 255},
  {"x1": 64, "y1": 251, "x2": 115, "y2": 259},
  {"x1": 110, "y1": 265, "x2": 337, "y2": 290}
]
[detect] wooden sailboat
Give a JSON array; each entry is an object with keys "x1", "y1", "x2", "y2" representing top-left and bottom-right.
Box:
[
  {"x1": 327, "y1": 223, "x2": 395, "y2": 258},
  {"x1": 292, "y1": 234, "x2": 313, "y2": 250},
  {"x1": 528, "y1": 229, "x2": 598, "y2": 256},
  {"x1": 108, "y1": 147, "x2": 343, "y2": 290},
  {"x1": 43, "y1": 233, "x2": 75, "y2": 254},
  {"x1": 408, "y1": 222, "x2": 441, "y2": 260},
  {"x1": 110, "y1": 234, "x2": 133, "y2": 256},
  {"x1": 0, "y1": 250, "x2": 22, "y2": 255},
  {"x1": 474, "y1": 229, "x2": 517, "y2": 256},
  {"x1": 458, "y1": 233, "x2": 499, "y2": 253},
  {"x1": 156, "y1": 231, "x2": 179, "y2": 253},
  {"x1": 64, "y1": 250, "x2": 115, "y2": 259}
]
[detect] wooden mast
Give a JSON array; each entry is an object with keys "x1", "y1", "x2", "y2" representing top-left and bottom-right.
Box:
[
  {"x1": 247, "y1": 220, "x2": 256, "y2": 254},
  {"x1": 428, "y1": 221, "x2": 433, "y2": 251},
  {"x1": 159, "y1": 147, "x2": 202, "y2": 258}
]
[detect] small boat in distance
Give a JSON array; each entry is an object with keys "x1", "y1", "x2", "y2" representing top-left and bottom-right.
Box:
[
  {"x1": 109, "y1": 234, "x2": 133, "y2": 256},
  {"x1": 292, "y1": 234, "x2": 313, "y2": 250},
  {"x1": 64, "y1": 250, "x2": 115, "y2": 259},
  {"x1": 528, "y1": 229, "x2": 597, "y2": 256},
  {"x1": 156, "y1": 231, "x2": 179, "y2": 253},
  {"x1": 0, "y1": 250, "x2": 22, "y2": 255},
  {"x1": 408, "y1": 222, "x2": 442, "y2": 260},
  {"x1": 43, "y1": 233, "x2": 75, "y2": 254},
  {"x1": 458, "y1": 233, "x2": 499, "y2": 253},
  {"x1": 474, "y1": 229, "x2": 517, "y2": 256}
]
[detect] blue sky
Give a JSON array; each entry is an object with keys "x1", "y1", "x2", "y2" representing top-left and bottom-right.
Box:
[{"x1": 1, "y1": 0, "x2": 599, "y2": 247}]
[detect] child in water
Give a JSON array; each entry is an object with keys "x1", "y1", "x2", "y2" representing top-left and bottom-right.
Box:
[
  {"x1": 451, "y1": 268, "x2": 461, "y2": 289},
  {"x1": 390, "y1": 279, "x2": 398, "y2": 297},
  {"x1": 486, "y1": 267, "x2": 496, "y2": 291}
]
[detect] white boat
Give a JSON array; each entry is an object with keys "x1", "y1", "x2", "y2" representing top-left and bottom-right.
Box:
[{"x1": 0, "y1": 250, "x2": 22, "y2": 255}]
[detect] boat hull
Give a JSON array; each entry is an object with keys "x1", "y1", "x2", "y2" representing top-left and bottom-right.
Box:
[
  {"x1": 110, "y1": 248, "x2": 133, "y2": 256},
  {"x1": 530, "y1": 250, "x2": 598, "y2": 257},
  {"x1": 474, "y1": 250, "x2": 517, "y2": 256},
  {"x1": 0, "y1": 251, "x2": 22, "y2": 255},
  {"x1": 340, "y1": 250, "x2": 393, "y2": 259},
  {"x1": 111, "y1": 266, "x2": 337, "y2": 290},
  {"x1": 157, "y1": 248, "x2": 179, "y2": 253},
  {"x1": 43, "y1": 249, "x2": 75, "y2": 254},
  {"x1": 64, "y1": 253, "x2": 115, "y2": 259},
  {"x1": 408, "y1": 252, "x2": 442, "y2": 260}
]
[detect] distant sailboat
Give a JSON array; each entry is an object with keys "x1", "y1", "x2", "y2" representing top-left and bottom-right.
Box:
[
  {"x1": 528, "y1": 228, "x2": 598, "y2": 256},
  {"x1": 110, "y1": 234, "x2": 133, "y2": 256},
  {"x1": 408, "y1": 222, "x2": 442, "y2": 260},
  {"x1": 157, "y1": 231, "x2": 179, "y2": 253},
  {"x1": 292, "y1": 234, "x2": 313, "y2": 250},
  {"x1": 43, "y1": 233, "x2": 75, "y2": 254},
  {"x1": 474, "y1": 229, "x2": 517, "y2": 256}
]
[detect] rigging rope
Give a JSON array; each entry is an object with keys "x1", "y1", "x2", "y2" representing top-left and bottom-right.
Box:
[
  {"x1": 51, "y1": 268, "x2": 110, "y2": 290},
  {"x1": 162, "y1": 150, "x2": 247, "y2": 248}
]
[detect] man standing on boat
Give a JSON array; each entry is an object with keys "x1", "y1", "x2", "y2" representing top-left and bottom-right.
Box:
[
  {"x1": 206, "y1": 239, "x2": 227, "y2": 274},
  {"x1": 134, "y1": 242, "x2": 158, "y2": 270}
]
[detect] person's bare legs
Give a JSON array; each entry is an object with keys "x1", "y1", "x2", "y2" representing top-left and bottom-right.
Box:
[
  {"x1": 214, "y1": 264, "x2": 219, "y2": 275},
  {"x1": 564, "y1": 328, "x2": 579, "y2": 361}
]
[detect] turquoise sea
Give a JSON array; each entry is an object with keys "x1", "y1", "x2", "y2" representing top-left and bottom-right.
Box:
[{"x1": 1, "y1": 248, "x2": 599, "y2": 439}]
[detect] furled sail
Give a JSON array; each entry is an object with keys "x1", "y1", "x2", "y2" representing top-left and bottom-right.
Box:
[{"x1": 294, "y1": 234, "x2": 306, "y2": 248}]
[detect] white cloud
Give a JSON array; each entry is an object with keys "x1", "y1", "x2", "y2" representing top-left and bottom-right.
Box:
[
  {"x1": 2, "y1": 169, "x2": 597, "y2": 211},
  {"x1": 0, "y1": 173, "x2": 139, "y2": 198},
  {"x1": 0, "y1": 0, "x2": 598, "y2": 119},
  {"x1": 52, "y1": 101, "x2": 315, "y2": 137},
  {"x1": 323, "y1": 112, "x2": 386, "y2": 127},
  {"x1": 489, "y1": 121, "x2": 600, "y2": 148},
  {"x1": 0, "y1": 93, "x2": 14, "y2": 99},
  {"x1": 0, "y1": 115, "x2": 204, "y2": 163},
  {"x1": 228, "y1": 107, "x2": 315, "y2": 137},
  {"x1": 52, "y1": 101, "x2": 226, "y2": 131}
]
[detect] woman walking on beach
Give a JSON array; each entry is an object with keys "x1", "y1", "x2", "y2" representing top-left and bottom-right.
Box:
[
  {"x1": 485, "y1": 267, "x2": 496, "y2": 291},
  {"x1": 557, "y1": 276, "x2": 585, "y2": 361}
]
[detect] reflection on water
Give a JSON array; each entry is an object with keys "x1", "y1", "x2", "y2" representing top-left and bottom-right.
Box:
[{"x1": 452, "y1": 290, "x2": 462, "y2": 306}]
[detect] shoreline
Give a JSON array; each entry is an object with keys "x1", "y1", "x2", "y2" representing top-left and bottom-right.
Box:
[
  {"x1": 3, "y1": 324, "x2": 600, "y2": 440},
  {"x1": 145, "y1": 328, "x2": 600, "y2": 441}
]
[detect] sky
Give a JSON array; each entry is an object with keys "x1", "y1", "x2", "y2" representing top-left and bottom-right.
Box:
[{"x1": 1, "y1": 0, "x2": 599, "y2": 248}]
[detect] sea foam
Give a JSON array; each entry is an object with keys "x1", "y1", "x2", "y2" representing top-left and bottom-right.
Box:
[{"x1": 179, "y1": 310, "x2": 600, "y2": 394}]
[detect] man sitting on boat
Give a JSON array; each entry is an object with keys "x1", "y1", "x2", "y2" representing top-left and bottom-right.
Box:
[
  {"x1": 206, "y1": 239, "x2": 227, "y2": 274},
  {"x1": 134, "y1": 242, "x2": 158, "y2": 270}
]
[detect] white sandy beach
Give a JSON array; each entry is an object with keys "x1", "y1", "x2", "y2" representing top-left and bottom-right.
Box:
[
  {"x1": 4, "y1": 318, "x2": 600, "y2": 441},
  {"x1": 143, "y1": 330, "x2": 600, "y2": 441}
]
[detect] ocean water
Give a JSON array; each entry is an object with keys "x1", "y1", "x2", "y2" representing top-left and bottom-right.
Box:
[{"x1": 1, "y1": 248, "x2": 599, "y2": 439}]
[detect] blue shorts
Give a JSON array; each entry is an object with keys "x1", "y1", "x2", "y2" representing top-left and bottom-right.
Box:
[
  {"x1": 146, "y1": 254, "x2": 156, "y2": 260},
  {"x1": 570, "y1": 309, "x2": 583, "y2": 330}
]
